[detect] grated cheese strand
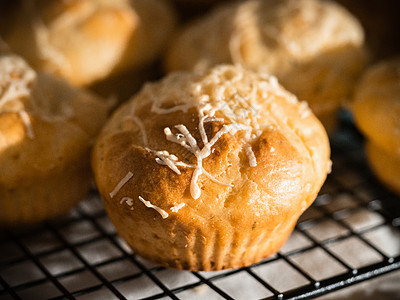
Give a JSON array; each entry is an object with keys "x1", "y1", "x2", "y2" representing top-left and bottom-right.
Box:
[
  {"x1": 128, "y1": 66, "x2": 291, "y2": 199},
  {"x1": 203, "y1": 169, "x2": 233, "y2": 187},
  {"x1": 120, "y1": 197, "x2": 134, "y2": 210},
  {"x1": 175, "y1": 124, "x2": 200, "y2": 153},
  {"x1": 109, "y1": 171, "x2": 133, "y2": 198},
  {"x1": 198, "y1": 115, "x2": 209, "y2": 145},
  {"x1": 156, "y1": 157, "x2": 181, "y2": 174},
  {"x1": 170, "y1": 203, "x2": 185, "y2": 213},
  {"x1": 245, "y1": 144, "x2": 257, "y2": 167},
  {"x1": 191, "y1": 167, "x2": 203, "y2": 199},
  {"x1": 138, "y1": 196, "x2": 169, "y2": 219},
  {"x1": 146, "y1": 148, "x2": 191, "y2": 174},
  {"x1": 164, "y1": 127, "x2": 193, "y2": 152},
  {"x1": 0, "y1": 55, "x2": 37, "y2": 139},
  {"x1": 18, "y1": 111, "x2": 34, "y2": 139},
  {"x1": 204, "y1": 117, "x2": 224, "y2": 123}
]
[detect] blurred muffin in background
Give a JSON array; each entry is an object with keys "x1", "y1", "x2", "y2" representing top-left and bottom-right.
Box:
[
  {"x1": 0, "y1": 52, "x2": 112, "y2": 226},
  {"x1": 2, "y1": 0, "x2": 176, "y2": 100},
  {"x1": 335, "y1": 0, "x2": 400, "y2": 62},
  {"x1": 166, "y1": 0, "x2": 367, "y2": 133},
  {"x1": 353, "y1": 57, "x2": 400, "y2": 195}
]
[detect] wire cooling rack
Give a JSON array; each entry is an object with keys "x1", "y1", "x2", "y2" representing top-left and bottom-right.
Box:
[{"x1": 1, "y1": 120, "x2": 400, "y2": 300}]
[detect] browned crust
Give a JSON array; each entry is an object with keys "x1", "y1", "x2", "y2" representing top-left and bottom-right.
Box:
[
  {"x1": 92, "y1": 65, "x2": 330, "y2": 270},
  {"x1": 0, "y1": 61, "x2": 110, "y2": 226}
]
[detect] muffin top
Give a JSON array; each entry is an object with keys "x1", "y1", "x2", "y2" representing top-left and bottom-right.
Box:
[
  {"x1": 0, "y1": 54, "x2": 110, "y2": 181},
  {"x1": 166, "y1": 0, "x2": 366, "y2": 113},
  {"x1": 93, "y1": 65, "x2": 330, "y2": 228},
  {"x1": 353, "y1": 57, "x2": 400, "y2": 156},
  {"x1": 3, "y1": 0, "x2": 176, "y2": 86}
]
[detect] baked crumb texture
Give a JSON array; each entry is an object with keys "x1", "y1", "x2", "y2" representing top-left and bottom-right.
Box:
[
  {"x1": 0, "y1": 54, "x2": 110, "y2": 226},
  {"x1": 353, "y1": 57, "x2": 400, "y2": 195},
  {"x1": 165, "y1": 0, "x2": 367, "y2": 132},
  {"x1": 93, "y1": 65, "x2": 331, "y2": 270}
]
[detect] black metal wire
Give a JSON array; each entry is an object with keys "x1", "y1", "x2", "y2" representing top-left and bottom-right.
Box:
[
  {"x1": 283, "y1": 257, "x2": 400, "y2": 300},
  {"x1": 0, "y1": 273, "x2": 20, "y2": 299},
  {"x1": 1, "y1": 124, "x2": 400, "y2": 300},
  {"x1": 76, "y1": 205, "x2": 180, "y2": 300},
  {"x1": 4, "y1": 230, "x2": 74, "y2": 300}
]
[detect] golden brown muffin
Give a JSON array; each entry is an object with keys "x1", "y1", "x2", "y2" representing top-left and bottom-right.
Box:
[
  {"x1": 353, "y1": 57, "x2": 400, "y2": 157},
  {"x1": 0, "y1": 53, "x2": 111, "y2": 226},
  {"x1": 367, "y1": 142, "x2": 400, "y2": 196},
  {"x1": 2, "y1": 0, "x2": 176, "y2": 87},
  {"x1": 353, "y1": 57, "x2": 400, "y2": 196},
  {"x1": 165, "y1": 0, "x2": 367, "y2": 132},
  {"x1": 92, "y1": 65, "x2": 331, "y2": 271}
]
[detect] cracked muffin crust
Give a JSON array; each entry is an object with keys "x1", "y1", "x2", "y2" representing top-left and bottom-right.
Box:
[{"x1": 92, "y1": 65, "x2": 331, "y2": 270}]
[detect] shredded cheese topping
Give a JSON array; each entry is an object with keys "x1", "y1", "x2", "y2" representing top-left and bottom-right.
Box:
[
  {"x1": 170, "y1": 203, "x2": 186, "y2": 213},
  {"x1": 109, "y1": 171, "x2": 133, "y2": 198},
  {"x1": 117, "y1": 66, "x2": 311, "y2": 202},
  {"x1": 18, "y1": 111, "x2": 34, "y2": 139},
  {"x1": 245, "y1": 143, "x2": 257, "y2": 167},
  {"x1": 0, "y1": 55, "x2": 37, "y2": 139},
  {"x1": 120, "y1": 197, "x2": 134, "y2": 210},
  {"x1": 127, "y1": 67, "x2": 277, "y2": 199},
  {"x1": 139, "y1": 196, "x2": 169, "y2": 219},
  {"x1": 120, "y1": 196, "x2": 185, "y2": 216}
]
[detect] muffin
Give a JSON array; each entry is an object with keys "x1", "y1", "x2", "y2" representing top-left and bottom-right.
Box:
[
  {"x1": 165, "y1": 0, "x2": 367, "y2": 132},
  {"x1": 2, "y1": 0, "x2": 176, "y2": 88},
  {"x1": 353, "y1": 57, "x2": 400, "y2": 195},
  {"x1": 92, "y1": 65, "x2": 331, "y2": 270},
  {"x1": 0, "y1": 53, "x2": 110, "y2": 226}
]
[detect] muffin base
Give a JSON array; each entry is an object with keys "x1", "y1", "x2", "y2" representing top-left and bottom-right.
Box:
[
  {"x1": 104, "y1": 197, "x2": 299, "y2": 271},
  {"x1": 0, "y1": 159, "x2": 91, "y2": 227}
]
